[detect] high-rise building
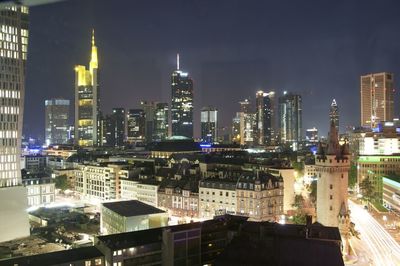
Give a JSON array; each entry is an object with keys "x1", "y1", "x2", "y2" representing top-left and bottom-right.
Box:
[
  {"x1": 305, "y1": 127, "x2": 318, "y2": 143},
  {"x1": 239, "y1": 99, "x2": 255, "y2": 146},
  {"x1": 255, "y1": 91, "x2": 274, "y2": 146},
  {"x1": 0, "y1": 5, "x2": 30, "y2": 242},
  {"x1": 361, "y1": 72, "x2": 394, "y2": 128},
  {"x1": 315, "y1": 117, "x2": 351, "y2": 254},
  {"x1": 153, "y1": 103, "x2": 169, "y2": 142},
  {"x1": 171, "y1": 54, "x2": 193, "y2": 138},
  {"x1": 141, "y1": 101, "x2": 156, "y2": 143},
  {"x1": 127, "y1": 109, "x2": 146, "y2": 144},
  {"x1": 200, "y1": 106, "x2": 218, "y2": 143},
  {"x1": 45, "y1": 99, "x2": 70, "y2": 145},
  {"x1": 278, "y1": 92, "x2": 302, "y2": 150},
  {"x1": 231, "y1": 113, "x2": 241, "y2": 143},
  {"x1": 103, "y1": 108, "x2": 125, "y2": 147},
  {"x1": 330, "y1": 99, "x2": 339, "y2": 131},
  {"x1": 74, "y1": 30, "x2": 100, "y2": 147}
]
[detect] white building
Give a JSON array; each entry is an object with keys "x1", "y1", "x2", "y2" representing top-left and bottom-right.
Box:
[
  {"x1": 359, "y1": 134, "x2": 400, "y2": 155},
  {"x1": 75, "y1": 164, "x2": 122, "y2": 203},
  {"x1": 100, "y1": 200, "x2": 168, "y2": 235},
  {"x1": 199, "y1": 179, "x2": 237, "y2": 219},
  {"x1": 120, "y1": 178, "x2": 159, "y2": 207},
  {"x1": 23, "y1": 178, "x2": 55, "y2": 207}
]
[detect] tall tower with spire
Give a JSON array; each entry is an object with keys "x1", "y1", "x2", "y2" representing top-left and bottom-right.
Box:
[
  {"x1": 315, "y1": 105, "x2": 351, "y2": 254},
  {"x1": 74, "y1": 30, "x2": 100, "y2": 146},
  {"x1": 171, "y1": 54, "x2": 194, "y2": 138},
  {"x1": 329, "y1": 99, "x2": 339, "y2": 132}
]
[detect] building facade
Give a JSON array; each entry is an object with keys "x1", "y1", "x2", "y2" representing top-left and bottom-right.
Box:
[
  {"x1": 127, "y1": 109, "x2": 146, "y2": 144},
  {"x1": 45, "y1": 98, "x2": 70, "y2": 145},
  {"x1": 236, "y1": 171, "x2": 284, "y2": 221},
  {"x1": 239, "y1": 99, "x2": 255, "y2": 146},
  {"x1": 278, "y1": 92, "x2": 302, "y2": 150},
  {"x1": 0, "y1": 5, "x2": 30, "y2": 242},
  {"x1": 361, "y1": 72, "x2": 394, "y2": 128},
  {"x1": 23, "y1": 178, "x2": 55, "y2": 208},
  {"x1": 103, "y1": 108, "x2": 125, "y2": 147},
  {"x1": 153, "y1": 102, "x2": 169, "y2": 141},
  {"x1": 199, "y1": 179, "x2": 237, "y2": 219},
  {"x1": 306, "y1": 127, "x2": 318, "y2": 143},
  {"x1": 171, "y1": 54, "x2": 193, "y2": 138},
  {"x1": 201, "y1": 106, "x2": 218, "y2": 143},
  {"x1": 255, "y1": 91, "x2": 274, "y2": 146},
  {"x1": 74, "y1": 31, "x2": 100, "y2": 147}
]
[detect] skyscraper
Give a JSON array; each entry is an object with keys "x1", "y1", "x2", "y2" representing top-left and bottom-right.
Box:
[
  {"x1": 231, "y1": 113, "x2": 241, "y2": 143},
  {"x1": 361, "y1": 72, "x2": 394, "y2": 128},
  {"x1": 141, "y1": 101, "x2": 156, "y2": 143},
  {"x1": 171, "y1": 54, "x2": 193, "y2": 138},
  {"x1": 74, "y1": 30, "x2": 100, "y2": 147},
  {"x1": 329, "y1": 99, "x2": 339, "y2": 131},
  {"x1": 153, "y1": 103, "x2": 169, "y2": 142},
  {"x1": 127, "y1": 109, "x2": 146, "y2": 144},
  {"x1": 278, "y1": 92, "x2": 302, "y2": 150},
  {"x1": 103, "y1": 108, "x2": 125, "y2": 147},
  {"x1": 201, "y1": 106, "x2": 218, "y2": 143},
  {"x1": 255, "y1": 91, "x2": 274, "y2": 146},
  {"x1": 45, "y1": 99, "x2": 70, "y2": 145},
  {"x1": 0, "y1": 5, "x2": 30, "y2": 242},
  {"x1": 239, "y1": 99, "x2": 255, "y2": 146}
]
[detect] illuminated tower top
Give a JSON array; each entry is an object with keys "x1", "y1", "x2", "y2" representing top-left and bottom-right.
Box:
[
  {"x1": 329, "y1": 99, "x2": 339, "y2": 131},
  {"x1": 89, "y1": 29, "x2": 98, "y2": 74}
]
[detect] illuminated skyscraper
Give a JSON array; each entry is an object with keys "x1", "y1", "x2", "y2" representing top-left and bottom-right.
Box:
[
  {"x1": 278, "y1": 92, "x2": 302, "y2": 150},
  {"x1": 255, "y1": 91, "x2": 274, "y2": 145},
  {"x1": 127, "y1": 109, "x2": 146, "y2": 144},
  {"x1": 231, "y1": 113, "x2": 240, "y2": 143},
  {"x1": 201, "y1": 106, "x2": 218, "y2": 143},
  {"x1": 45, "y1": 98, "x2": 70, "y2": 145},
  {"x1": 153, "y1": 103, "x2": 169, "y2": 141},
  {"x1": 171, "y1": 54, "x2": 193, "y2": 138},
  {"x1": 239, "y1": 99, "x2": 255, "y2": 146},
  {"x1": 141, "y1": 101, "x2": 157, "y2": 143},
  {"x1": 361, "y1": 73, "x2": 394, "y2": 128},
  {"x1": 74, "y1": 30, "x2": 100, "y2": 147},
  {"x1": 0, "y1": 5, "x2": 30, "y2": 242},
  {"x1": 329, "y1": 99, "x2": 339, "y2": 131},
  {"x1": 103, "y1": 108, "x2": 125, "y2": 147}
]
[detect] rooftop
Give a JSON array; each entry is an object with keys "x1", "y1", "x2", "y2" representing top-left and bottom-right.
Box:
[
  {"x1": 0, "y1": 246, "x2": 103, "y2": 266},
  {"x1": 102, "y1": 200, "x2": 165, "y2": 217}
]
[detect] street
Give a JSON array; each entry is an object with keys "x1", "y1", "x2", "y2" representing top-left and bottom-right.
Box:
[{"x1": 349, "y1": 200, "x2": 400, "y2": 266}]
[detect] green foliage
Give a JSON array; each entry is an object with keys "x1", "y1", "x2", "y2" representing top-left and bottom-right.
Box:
[
  {"x1": 359, "y1": 178, "x2": 374, "y2": 201},
  {"x1": 309, "y1": 180, "x2": 317, "y2": 203},
  {"x1": 292, "y1": 213, "x2": 307, "y2": 225},
  {"x1": 348, "y1": 163, "x2": 357, "y2": 189},
  {"x1": 54, "y1": 175, "x2": 71, "y2": 191},
  {"x1": 292, "y1": 194, "x2": 305, "y2": 209}
]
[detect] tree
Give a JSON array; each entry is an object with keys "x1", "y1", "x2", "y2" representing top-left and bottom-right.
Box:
[
  {"x1": 292, "y1": 213, "x2": 307, "y2": 225},
  {"x1": 348, "y1": 163, "x2": 357, "y2": 189},
  {"x1": 359, "y1": 177, "x2": 374, "y2": 201},
  {"x1": 309, "y1": 180, "x2": 317, "y2": 203},
  {"x1": 292, "y1": 194, "x2": 305, "y2": 209},
  {"x1": 55, "y1": 175, "x2": 71, "y2": 191}
]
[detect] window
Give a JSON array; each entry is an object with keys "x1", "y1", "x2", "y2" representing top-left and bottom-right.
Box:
[
  {"x1": 330, "y1": 184, "x2": 333, "y2": 189},
  {"x1": 330, "y1": 195, "x2": 333, "y2": 200},
  {"x1": 330, "y1": 206, "x2": 333, "y2": 211},
  {"x1": 85, "y1": 261, "x2": 91, "y2": 266}
]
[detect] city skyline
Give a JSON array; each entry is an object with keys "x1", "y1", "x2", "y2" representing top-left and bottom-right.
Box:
[{"x1": 23, "y1": 0, "x2": 400, "y2": 140}]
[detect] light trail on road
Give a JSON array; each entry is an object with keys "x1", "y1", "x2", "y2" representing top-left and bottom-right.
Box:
[{"x1": 349, "y1": 201, "x2": 400, "y2": 266}]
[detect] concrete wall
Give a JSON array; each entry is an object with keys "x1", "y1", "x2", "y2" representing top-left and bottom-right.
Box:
[{"x1": 0, "y1": 186, "x2": 30, "y2": 242}]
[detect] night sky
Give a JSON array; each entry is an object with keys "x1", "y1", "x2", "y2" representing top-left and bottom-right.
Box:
[{"x1": 24, "y1": 0, "x2": 400, "y2": 140}]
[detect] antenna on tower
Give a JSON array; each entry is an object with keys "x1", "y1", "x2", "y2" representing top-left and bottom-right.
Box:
[{"x1": 177, "y1": 53, "x2": 180, "y2": 70}]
